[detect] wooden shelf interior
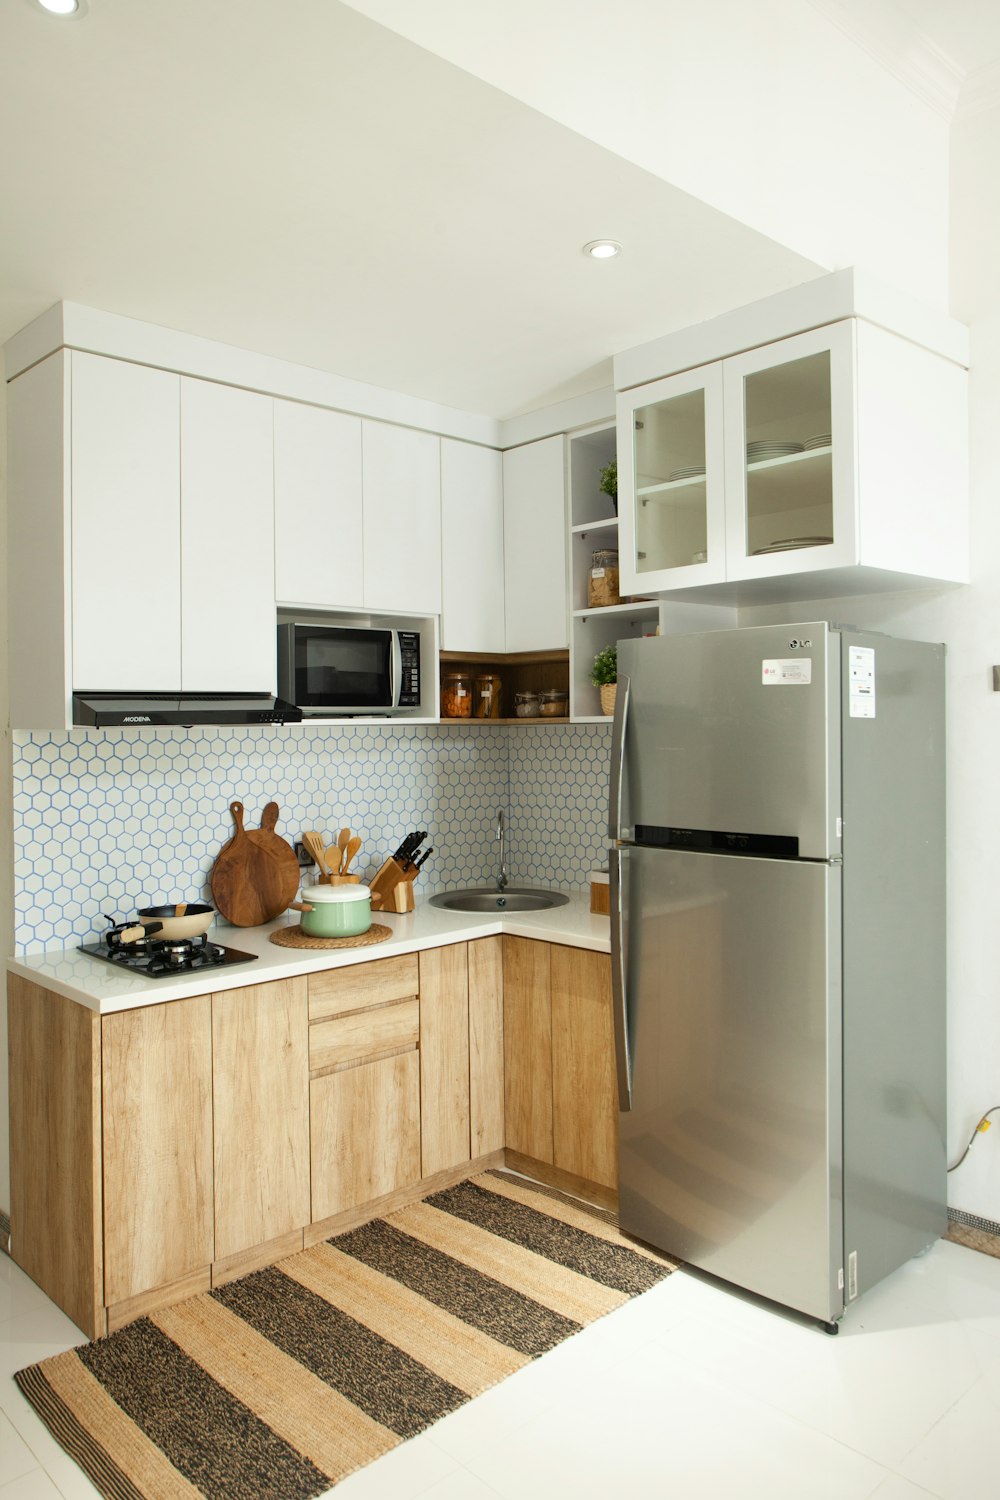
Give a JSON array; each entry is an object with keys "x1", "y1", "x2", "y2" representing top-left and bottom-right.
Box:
[{"x1": 439, "y1": 649, "x2": 569, "y2": 722}]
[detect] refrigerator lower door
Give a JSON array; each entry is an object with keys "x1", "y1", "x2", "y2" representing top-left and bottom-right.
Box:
[{"x1": 618, "y1": 846, "x2": 844, "y2": 1323}]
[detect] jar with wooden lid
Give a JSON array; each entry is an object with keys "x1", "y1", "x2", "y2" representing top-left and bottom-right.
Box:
[
  {"x1": 589, "y1": 548, "x2": 621, "y2": 608},
  {"x1": 441, "y1": 671, "x2": 472, "y2": 718},
  {"x1": 475, "y1": 673, "x2": 502, "y2": 719}
]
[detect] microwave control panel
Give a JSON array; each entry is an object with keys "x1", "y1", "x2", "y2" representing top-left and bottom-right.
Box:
[{"x1": 398, "y1": 631, "x2": 421, "y2": 706}]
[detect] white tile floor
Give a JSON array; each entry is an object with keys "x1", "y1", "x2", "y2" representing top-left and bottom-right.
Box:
[{"x1": 0, "y1": 1238, "x2": 995, "y2": 1498}]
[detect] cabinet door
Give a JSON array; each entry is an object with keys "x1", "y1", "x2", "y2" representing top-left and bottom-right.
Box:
[
  {"x1": 502, "y1": 437, "x2": 568, "y2": 652},
  {"x1": 551, "y1": 946, "x2": 618, "y2": 1190},
  {"x1": 722, "y1": 321, "x2": 857, "y2": 580},
  {"x1": 469, "y1": 936, "x2": 505, "y2": 1157},
  {"x1": 441, "y1": 439, "x2": 505, "y2": 652},
  {"x1": 502, "y1": 935, "x2": 553, "y2": 1163},
  {"x1": 72, "y1": 353, "x2": 182, "y2": 690},
  {"x1": 362, "y1": 420, "x2": 441, "y2": 614},
  {"x1": 274, "y1": 399, "x2": 363, "y2": 610},
  {"x1": 180, "y1": 379, "x2": 276, "y2": 692},
  {"x1": 212, "y1": 979, "x2": 310, "y2": 1262},
  {"x1": 617, "y1": 362, "x2": 726, "y2": 595},
  {"x1": 102, "y1": 997, "x2": 214, "y2": 1306},
  {"x1": 419, "y1": 945, "x2": 471, "y2": 1177},
  {"x1": 311, "y1": 1053, "x2": 421, "y2": 1221}
]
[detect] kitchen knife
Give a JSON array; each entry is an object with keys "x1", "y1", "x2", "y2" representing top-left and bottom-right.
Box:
[
  {"x1": 414, "y1": 846, "x2": 433, "y2": 870},
  {"x1": 393, "y1": 831, "x2": 426, "y2": 864}
]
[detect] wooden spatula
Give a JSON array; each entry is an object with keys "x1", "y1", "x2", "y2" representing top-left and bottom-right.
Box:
[
  {"x1": 343, "y1": 835, "x2": 362, "y2": 873},
  {"x1": 302, "y1": 831, "x2": 329, "y2": 876}
]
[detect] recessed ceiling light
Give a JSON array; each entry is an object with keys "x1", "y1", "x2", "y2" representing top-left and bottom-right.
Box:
[
  {"x1": 35, "y1": 0, "x2": 85, "y2": 16},
  {"x1": 583, "y1": 240, "x2": 623, "y2": 260}
]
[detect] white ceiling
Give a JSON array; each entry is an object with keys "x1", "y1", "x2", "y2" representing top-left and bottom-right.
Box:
[{"x1": 0, "y1": 0, "x2": 821, "y2": 419}]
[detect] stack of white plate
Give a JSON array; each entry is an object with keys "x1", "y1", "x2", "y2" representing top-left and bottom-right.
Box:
[
  {"x1": 746, "y1": 440, "x2": 804, "y2": 462},
  {"x1": 667, "y1": 464, "x2": 706, "y2": 482},
  {"x1": 751, "y1": 535, "x2": 833, "y2": 555},
  {"x1": 803, "y1": 433, "x2": 832, "y2": 450}
]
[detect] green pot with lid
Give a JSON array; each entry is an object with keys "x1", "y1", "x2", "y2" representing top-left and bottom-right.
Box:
[{"x1": 291, "y1": 883, "x2": 372, "y2": 938}]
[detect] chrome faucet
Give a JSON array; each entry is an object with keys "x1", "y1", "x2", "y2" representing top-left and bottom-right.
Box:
[{"x1": 495, "y1": 809, "x2": 508, "y2": 892}]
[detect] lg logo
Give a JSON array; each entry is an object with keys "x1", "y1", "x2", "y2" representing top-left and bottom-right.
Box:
[{"x1": 788, "y1": 638, "x2": 812, "y2": 649}]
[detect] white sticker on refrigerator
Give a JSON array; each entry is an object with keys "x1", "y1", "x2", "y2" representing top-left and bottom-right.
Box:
[
  {"x1": 849, "y1": 646, "x2": 876, "y2": 718},
  {"x1": 762, "y1": 659, "x2": 812, "y2": 685}
]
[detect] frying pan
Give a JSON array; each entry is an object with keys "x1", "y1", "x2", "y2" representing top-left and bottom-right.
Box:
[{"x1": 137, "y1": 902, "x2": 215, "y2": 940}]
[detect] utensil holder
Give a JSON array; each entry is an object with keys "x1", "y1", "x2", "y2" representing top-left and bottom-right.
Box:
[{"x1": 320, "y1": 873, "x2": 361, "y2": 886}]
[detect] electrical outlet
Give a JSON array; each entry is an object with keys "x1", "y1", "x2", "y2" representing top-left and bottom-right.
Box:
[{"x1": 293, "y1": 841, "x2": 315, "y2": 869}]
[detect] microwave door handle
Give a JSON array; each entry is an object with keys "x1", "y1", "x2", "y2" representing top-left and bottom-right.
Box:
[{"x1": 389, "y1": 633, "x2": 402, "y2": 709}]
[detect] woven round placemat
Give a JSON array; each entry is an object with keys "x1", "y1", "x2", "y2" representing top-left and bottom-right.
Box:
[{"x1": 269, "y1": 922, "x2": 393, "y2": 950}]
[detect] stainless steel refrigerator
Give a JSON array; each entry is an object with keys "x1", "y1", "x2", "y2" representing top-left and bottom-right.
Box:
[{"x1": 609, "y1": 622, "x2": 946, "y2": 1329}]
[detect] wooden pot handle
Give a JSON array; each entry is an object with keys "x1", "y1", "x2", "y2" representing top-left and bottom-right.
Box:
[{"x1": 288, "y1": 901, "x2": 314, "y2": 913}]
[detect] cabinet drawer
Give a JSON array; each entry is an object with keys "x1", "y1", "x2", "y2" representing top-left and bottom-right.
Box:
[
  {"x1": 308, "y1": 954, "x2": 419, "y2": 1022},
  {"x1": 310, "y1": 1051, "x2": 421, "y2": 1220},
  {"x1": 309, "y1": 997, "x2": 419, "y2": 1073}
]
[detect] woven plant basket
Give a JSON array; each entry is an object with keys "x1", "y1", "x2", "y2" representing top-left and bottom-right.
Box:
[{"x1": 600, "y1": 682, "x2": 617, "y2": 716}]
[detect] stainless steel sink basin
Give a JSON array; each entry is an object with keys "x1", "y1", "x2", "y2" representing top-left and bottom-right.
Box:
[{"x1": 430, "y1": 888, "x2": 570, "y2": 913}]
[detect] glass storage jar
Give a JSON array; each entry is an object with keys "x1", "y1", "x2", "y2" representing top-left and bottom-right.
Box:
[
  {"x1": 538, "y1": 688, "x2": 569, "y2": 718},
  {"x1": 441, "y1": 671, "x2": 472, "y2": 718},
  {"x1": 588, "y1": 548, "x2": 621, "y2": 608},
  {"x1": 514, "y1": 691, "x2": 540, "y2": 718},
  {"x1": 475, "y1": 673, "x2": 502, "y2": 719}
]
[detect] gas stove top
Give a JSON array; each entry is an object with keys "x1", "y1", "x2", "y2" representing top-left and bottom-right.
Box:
[{"x1": 80, "y1": 930, "x2": 258, "y2": 979}]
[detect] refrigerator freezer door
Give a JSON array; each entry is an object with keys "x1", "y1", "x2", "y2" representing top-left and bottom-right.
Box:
[
  {"x1": 617, "y1": 624, "x2": 840, "y2": 860},
  {"x1": 618, "y1": 845, "x2": 844, "y2": 1323}
]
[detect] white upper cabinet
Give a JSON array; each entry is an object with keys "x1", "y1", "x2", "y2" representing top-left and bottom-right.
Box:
[
  {"x1": 618, "y1": 313, "x2": 968, "y2": 602},
  {"x1": 274, "y1": 400, "x2": 364, "y2": 611},
  {"x1": 180, "y1": 379, "x2": 276, "y2": 693},
  {"x1": 72, "y1": 353, "x2": 182, "y2": 691},
  {"x1": 362, "y1": 421, "x2": 441, "y2": 616},
  {"x1": 502, "y1": 436, "x2": 568, "y2": 653},
  {"x1": 440, "y1": 439, "x2": 505, "y2": 653}
]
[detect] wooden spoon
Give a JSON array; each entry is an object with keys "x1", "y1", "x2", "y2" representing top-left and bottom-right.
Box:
[
  {"x1": 337, "y1": 828, "x2": 351, "y2": 874},
  {"x1": 302, "y1": 831, "x2": 329, "y2": 877},
  {"x1": 343, "y1": 835, "x2": 362, "y2": 873}
]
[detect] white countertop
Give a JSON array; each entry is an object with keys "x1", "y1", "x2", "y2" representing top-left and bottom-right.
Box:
[{"x1": 7, "y1": 891, "x2": 611, "y2": 1014}]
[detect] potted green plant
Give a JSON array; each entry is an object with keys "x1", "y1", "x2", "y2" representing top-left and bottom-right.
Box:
[
  {"x1": 591, "y1": 643, "x2": 618, "y2": 716},
  {"x1": 599, "y1": 460, "x2": 618, "y2": 515}
]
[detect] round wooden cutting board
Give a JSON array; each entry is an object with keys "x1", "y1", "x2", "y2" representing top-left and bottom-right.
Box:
[{"x1": 210, "y1": 800, "x2": 301, "y2": 927}]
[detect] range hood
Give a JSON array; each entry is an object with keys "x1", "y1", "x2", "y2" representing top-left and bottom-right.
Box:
[{"x1": 72, "y1": 693, "x2": 303, "y2": 727}]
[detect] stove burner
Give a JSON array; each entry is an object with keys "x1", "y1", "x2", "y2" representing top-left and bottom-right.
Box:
[{"x1": 82, "y1": 921, "x2": 258, "y2": 979}]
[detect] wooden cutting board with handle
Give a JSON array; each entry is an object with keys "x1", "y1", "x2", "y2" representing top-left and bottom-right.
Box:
[{"x1": 210, "y1": 800, "x2": 301, "y2": 927}]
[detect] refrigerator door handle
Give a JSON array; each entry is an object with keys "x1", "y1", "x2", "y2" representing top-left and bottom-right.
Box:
[
  {"x1": 608, "y1": 672, "x2": 631, "y2": 840},
  {"x1": 610, "y1": 846, "x2": 632, "y2": 1111}
]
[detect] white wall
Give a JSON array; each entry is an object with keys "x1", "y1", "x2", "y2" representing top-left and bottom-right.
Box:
[
  {"x1": 739, "y1": 301, "x2": 1000, "y2": 1222},
  {"x1": 342, "y1": 0, "x2": 951, "y2": 309}
]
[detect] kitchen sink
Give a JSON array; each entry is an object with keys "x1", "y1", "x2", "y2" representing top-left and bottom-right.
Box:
[{"x1": 430, "y1": 888, "x2": 570, "y2": 913}]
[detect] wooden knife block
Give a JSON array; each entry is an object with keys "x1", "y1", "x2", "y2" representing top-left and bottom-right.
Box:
[{"x1": 368, "y1": 857, "x2": 416, "y2": 913}]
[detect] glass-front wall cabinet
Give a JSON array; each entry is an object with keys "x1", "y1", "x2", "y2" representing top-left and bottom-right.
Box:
[
  {"x1": 618, "y1": 321, "x2": 857, "y2": 595},
  {"x1": 722, "y1": 321, "x2": 856, "y2": 580},
  {"x1": 618, "y1": 363, "x2": 725, "y2": 591}
]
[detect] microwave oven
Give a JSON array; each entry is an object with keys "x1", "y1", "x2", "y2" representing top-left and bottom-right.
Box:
[{"x1": 276, "y1": 622, "x2": 421, "y2": 716}]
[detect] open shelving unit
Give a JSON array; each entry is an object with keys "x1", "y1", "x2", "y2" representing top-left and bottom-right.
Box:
[
  {"x1": 437, "y1": 649, "x2": 570, "y2": 724},
  {"x1": 567, "y1": 423, "x2": 659, "y2": 721}
]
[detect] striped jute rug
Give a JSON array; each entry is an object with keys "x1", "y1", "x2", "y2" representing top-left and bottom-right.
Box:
[{"x1": 15, "y1": 1170, "x2": 675, "y2": 1500}]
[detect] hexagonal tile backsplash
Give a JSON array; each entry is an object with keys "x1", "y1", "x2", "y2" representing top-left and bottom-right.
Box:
[{"x1": 12, "y1": 722, "x2": 612, "y2": 953}]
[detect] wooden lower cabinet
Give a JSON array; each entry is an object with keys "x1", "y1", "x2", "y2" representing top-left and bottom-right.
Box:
[
  {"x1": 503, "y1": 937, "x2": 618, "y2": 1195},
  {"x1": 503, "y1": 935, "x2": 554, "y2": 1161},
  {"x1": 310, "y1": 1052, "x2": 421, "y2": 1220},
  {"x1": 419, "y1": 945, "x2": 471, "y2": 1177},
  {"x1": 8, "y1": 976, "x2": 104, "y2": 1340},
  {"x1": 102, "y1": 995, "x2": 214, "y2": 1309},
  {"x1": 551, "y1": 945, "x2": 618, "y2": 1190},
  {"x1": 212, "y1": 978, "x2": 310, "y2": 1261},
  {"x1": 8, "y1": 930, "x2": 617, "y2": 1338}
]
